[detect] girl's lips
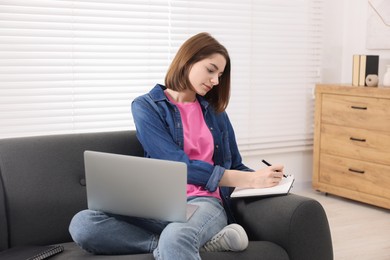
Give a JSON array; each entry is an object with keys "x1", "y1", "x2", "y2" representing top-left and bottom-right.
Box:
[{"x1": 203, "y1": 84, "x2": 212, "y2": 91}]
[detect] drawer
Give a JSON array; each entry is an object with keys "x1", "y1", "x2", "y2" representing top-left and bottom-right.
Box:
[
  {"x1": 320, "y1": 124, "x2": 390, "y2": 165},
  {"x1": 321, "y1": 94, "x2": 390, "y2": 131},
  {"x1": 319, "y1": 153, "x2": 390, "y2": 199}
]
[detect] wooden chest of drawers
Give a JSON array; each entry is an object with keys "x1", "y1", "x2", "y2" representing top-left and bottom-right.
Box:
[{"x1": 313, "y1": 84, "x2": 390, "y2": 209}]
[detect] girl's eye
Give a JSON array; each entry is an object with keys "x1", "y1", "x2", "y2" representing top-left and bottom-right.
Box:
[{"x1": 207, "y1": 67, "x2": 214, "y2": 73}]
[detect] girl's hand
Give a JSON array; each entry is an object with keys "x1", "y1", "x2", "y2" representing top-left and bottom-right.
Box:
[
  {"x1": 219, "y1": 164, "x2": 285, "y2": 189},
  {"x1": 250, "y1": 164, "x2": 284, "y2": 188}
]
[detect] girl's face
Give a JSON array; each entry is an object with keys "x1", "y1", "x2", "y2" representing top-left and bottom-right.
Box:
[{"x1": 188, "y1": 54, "x2": 226, "y2": 96}]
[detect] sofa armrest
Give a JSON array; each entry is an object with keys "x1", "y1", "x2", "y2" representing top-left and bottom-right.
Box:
[{"x1": 232, "y1": 194, "x2": 333, "y2": 260}]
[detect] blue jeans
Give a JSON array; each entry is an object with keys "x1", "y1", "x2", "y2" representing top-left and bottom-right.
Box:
[{"x1": 69, "y1": 196, "x2": 227, "y2": 259}]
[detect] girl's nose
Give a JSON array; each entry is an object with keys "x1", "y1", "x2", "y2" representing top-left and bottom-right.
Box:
[{"x1": 211, "y1": 74, "x2": 219, "y2": 86}]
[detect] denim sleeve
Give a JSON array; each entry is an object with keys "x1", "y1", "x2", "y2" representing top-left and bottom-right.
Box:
[
  {"x1": 131, "y1": 97, "x2": 222, "y2": 192},
  {"x1": 205, "y1": 165, "x2": 226, "y2": 192}
]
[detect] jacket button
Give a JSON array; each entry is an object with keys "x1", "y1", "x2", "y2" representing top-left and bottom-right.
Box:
[{"x1": 79, "y1": 178, "x2": 86, "y2": 186}]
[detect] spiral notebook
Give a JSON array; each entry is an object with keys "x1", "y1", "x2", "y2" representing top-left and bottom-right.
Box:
[{"x1": 0, "y1": 244, "x2": 64, "y2": 260}]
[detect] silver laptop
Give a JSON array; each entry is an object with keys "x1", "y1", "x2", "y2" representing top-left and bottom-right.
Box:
[{"x1": 84, "y1": 151, "x2": 198, "y2": 222}]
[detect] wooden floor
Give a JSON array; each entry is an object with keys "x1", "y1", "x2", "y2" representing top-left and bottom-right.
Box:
[{"x1": 294, "y1": 185, "x2": 390, "y2": 260}]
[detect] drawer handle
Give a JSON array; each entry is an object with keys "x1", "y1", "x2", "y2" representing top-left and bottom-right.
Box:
[
  {"x1": 351, "y1": 105, "x2": 367, "y2": 110},
  {"x1": 350, "y1": 137, "x2": 366, "y2": 142},
  {"x1": 348, "y1": 168, "x2": 365, "y2": 174}
]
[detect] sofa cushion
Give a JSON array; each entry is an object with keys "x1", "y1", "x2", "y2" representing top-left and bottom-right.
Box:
[
  {"x1": 0, "y1": 131, "x2": 143, "y2": 248},
  {"x1": 50, "y1": 241, "x2": 289, "y2": 260}
]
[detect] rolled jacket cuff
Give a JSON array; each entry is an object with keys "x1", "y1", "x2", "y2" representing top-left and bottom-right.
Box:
[{"x1": 205, "y1": 165, "x2": 225, "y2": 192}]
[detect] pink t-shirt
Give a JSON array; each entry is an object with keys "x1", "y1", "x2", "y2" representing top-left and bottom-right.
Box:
[{"x1": 166, "y1": 92, "x2": 221, "y2": 201}]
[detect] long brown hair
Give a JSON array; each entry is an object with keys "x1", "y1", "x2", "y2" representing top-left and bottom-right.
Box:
[{"x1": 165, "y1": 32, "x2": 231, "y2": 113}]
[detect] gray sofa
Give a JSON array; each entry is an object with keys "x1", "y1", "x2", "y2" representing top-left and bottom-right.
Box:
[{"x1": 0, "y1": 131, "x2": 333, "y2": 259}]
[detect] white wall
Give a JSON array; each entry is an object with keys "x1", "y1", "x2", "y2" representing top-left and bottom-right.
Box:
[
  {"x1": 242, "y1": 0, "x2": 390, "y2": 188},
  {"x1": 322, "y1": 0, "x2": 390, "y2": 84},
  {"x1": 242, "y1": 151, "x2": 313, "y2": 189}
]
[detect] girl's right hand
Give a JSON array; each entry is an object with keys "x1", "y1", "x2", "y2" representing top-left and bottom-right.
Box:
[{"x1": 250, "y1": 164, "x2": 284, "y2": 188}]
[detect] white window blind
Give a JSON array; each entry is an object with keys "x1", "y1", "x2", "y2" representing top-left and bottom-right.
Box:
[{"x1": 0, "y1": 0, "x2": 323, "y2": 154}]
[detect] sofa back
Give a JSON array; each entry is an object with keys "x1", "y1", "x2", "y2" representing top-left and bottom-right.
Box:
[{"x1": 0, "y1": 131, "x2": 144, "y2": 250}]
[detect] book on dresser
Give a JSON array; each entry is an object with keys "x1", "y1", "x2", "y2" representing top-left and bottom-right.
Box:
[
  {"x1": 312, "y1": 84, "x2": 390, "y2": 209},
  {"x1": 352, "y1": 55, "x2": 379, "y2": 86}
]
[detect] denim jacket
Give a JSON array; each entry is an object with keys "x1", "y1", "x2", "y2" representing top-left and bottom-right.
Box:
[{"x1": 131, "y1": 84, "x2": 253, "y2": 223}]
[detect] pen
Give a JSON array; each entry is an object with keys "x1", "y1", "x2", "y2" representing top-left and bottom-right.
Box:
[{"x1": 262, "y1": 159, "x2": 287, "y2": 178}]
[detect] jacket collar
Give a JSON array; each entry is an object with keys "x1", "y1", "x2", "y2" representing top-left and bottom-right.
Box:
[{"x1": 149, "y1": 84, "x2": 210, "y2": 109}]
